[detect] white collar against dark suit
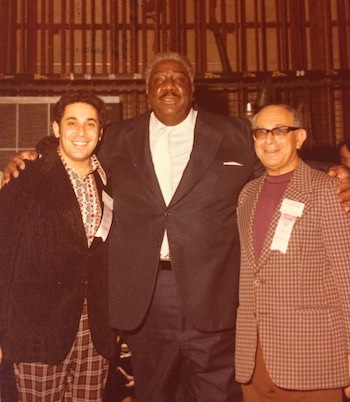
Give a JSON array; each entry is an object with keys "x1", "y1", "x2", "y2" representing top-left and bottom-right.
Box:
[{"x1": 150, "y1": 108, "x2": 198, "y2": 260}]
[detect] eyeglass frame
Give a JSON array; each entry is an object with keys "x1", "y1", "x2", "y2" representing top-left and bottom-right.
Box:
[{"x1": 252, "y1": 126, "x2": 301, "y2": 140}]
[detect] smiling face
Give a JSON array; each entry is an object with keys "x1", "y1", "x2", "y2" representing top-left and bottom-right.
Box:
[
  {"x1": 147, "y1": 59, "x2": 194, "y2": 126},
  {"x1": 253, "y1": 105, "x2": 307, "y2": 176},
  {"x1": 53, "y1": 102, "x2": 102, "y2": 175}
]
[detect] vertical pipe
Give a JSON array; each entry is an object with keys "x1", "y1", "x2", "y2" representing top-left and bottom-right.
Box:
[
  {"x1": 19, "y1": 0, "x2": 26, "y2": 73},
  {"x1": 61, "y1": 0, "x2": 67, "y2": 74},
  {"x1": 40, "y1": 0, "x2": 46, "y2": 73},
  {"x1": 101, "y1": 0, "x2": 107, "y2": 74},
  {"x1": 278, "y1": 0, "x2": 289, "y2": 70},
  {"x1": 129, "y1": 0, "x2": 138, "y2": 72},
  {"x1": 199, "y1": 0, "x2": 207, "y2": 72},
  {"x1": 0, "y1": 0, "x2": 17, "y2": 73},
  {"x1": 253, "y1": 0, "x2": 260, "y2": 70},
  {"x1": 27, "y1": 0, "x2": 37, "y2": 73},
  {"x1": 110, "y1": 0, "x2": 116, "y2": 74},
  {"x1": 168, "y1": 0, "x2": 177, "y2": 51},
  {"x1": 194, "y1": 0, "x2": 201, "y2": 71},
  {"x1": 234, "y1": 0, "x2": 240, "y2": 73},
  {"x1": 260, "y1": 0, "x2": 267, "y2": 71},
  {"x1": 121, "y1": 0, "x2": 127, "y2": 72},
  {"x1": 336, "y1": 0, "x2": 348, "y2": 69},
  {"x1": 81, "y1": 0, "x2": 87, "y2": 73},
  {"x1": 289, "y1": 0, "x2": 305, "y2": 70},
  {"x1": 179, "y1": 0, "x2": 187, "y2": 54},
  {"x1": 69, "y1": 0, "x2": 75, "y2": 72},
  {"x1": 91, "y1": 0, "x2": 96, "y2": 74},
  {"x1": 48, "y1": 0, "x2": 54, "y2": 74},
  {"x1": 239, "y1": 0, "x2": 247, "y2": 71},
  {"x1": 141, "y1": 1, "x2": 147, "y2": 64},
  {"x1": 154, "y1": 1, "x2": 161, "y2": 52}
]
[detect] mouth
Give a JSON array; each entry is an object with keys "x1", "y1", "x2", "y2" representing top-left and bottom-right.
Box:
[
  {"x1": 264, "y1": 148, "x2": 279, "y2": 154},
  {"x1": 72, "y1": 141, "x2": 89, "y2": 147},
  {"x1": 160, "y1": 91, "x2": 180, "y2": 101}
]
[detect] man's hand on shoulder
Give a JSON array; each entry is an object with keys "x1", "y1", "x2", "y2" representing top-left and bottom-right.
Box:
[
  {"x1": 1, "y1": 150, "x2": 39, "y2": 186},
  {"x1": 328, "y1": 165, "x2": 350, "y2": 212}
]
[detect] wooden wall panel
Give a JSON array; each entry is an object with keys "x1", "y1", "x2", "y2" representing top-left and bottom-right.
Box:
[
  {"x1": 2, "y1": 0, "x2": 348, "y2": 74},
  {"x1": 0, "y1": 0, "x2": 349, "y2": 159}
]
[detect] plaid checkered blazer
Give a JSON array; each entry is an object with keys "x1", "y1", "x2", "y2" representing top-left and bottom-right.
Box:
[{"x1": 235, "y1": 159, "x2": 350, "y2": 390}]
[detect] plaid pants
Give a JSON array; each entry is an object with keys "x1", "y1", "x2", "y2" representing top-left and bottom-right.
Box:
[{"x1": 14, "y1": 300, "x2": 109, "y2": 402}]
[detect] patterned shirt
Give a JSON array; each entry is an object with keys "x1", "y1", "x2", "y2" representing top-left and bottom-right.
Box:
[{"x1": 58, "y1": 149, "x2": 107, "y2": 247}]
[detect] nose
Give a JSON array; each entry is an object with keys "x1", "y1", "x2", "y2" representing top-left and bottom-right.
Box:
[
  {"x1": 163, "y1": 76, "x2": 176, "y2": 90},
  {"x1": 75, "y1": 124, "x2": 86, "y2": 137},
  {"x1": 265, "y1": 131, "x2": 275, "y2": 144},
  {"x1": 77, "y1": 123, "x2": 86, "y2": 136}
]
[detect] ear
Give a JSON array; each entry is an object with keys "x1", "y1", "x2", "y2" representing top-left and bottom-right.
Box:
[
  {"x1": 99, "y1": 128, "x2": 103, "y2": 141},
  {"x1": 53, "y1": 121, "x2": 60, "y2": 138},
  {"x1": 296, "y1": 129, "x2": 307, "y2": 150}
]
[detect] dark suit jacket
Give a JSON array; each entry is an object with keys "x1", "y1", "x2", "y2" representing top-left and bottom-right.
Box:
[
  {"x1": 236, "y1": 160, "x2": 350, "y2": 389},
  {"x1": 99, "y1": 108, "x2": 256, "y2": 332},
  {"x1": 0, "y1": 151, "x2": 117, "y2": 364}
]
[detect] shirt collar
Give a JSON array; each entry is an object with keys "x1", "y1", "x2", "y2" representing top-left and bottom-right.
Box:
[
  {"x1": 57, "y1": 147, "x2": 107, "y2": 185},
  {"x1": 150, "y1": 108, "x2": 197, "y2": 135}
]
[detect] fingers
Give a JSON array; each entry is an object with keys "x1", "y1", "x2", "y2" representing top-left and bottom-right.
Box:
[
  {"x1": 1, "y1": 150, "x2": 39, "y2": 186},
  {"x1": 328, "y1": 165, "x2": 350, "y2": 180},
  {"x1": 327, "y1": 167, "x2": 338, "y2": 177},
  {"x1": 2, "y1": 162, "x2": 20, "y2": 185}
]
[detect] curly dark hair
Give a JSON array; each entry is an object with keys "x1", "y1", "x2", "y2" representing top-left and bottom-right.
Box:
[{"x1": 53, "y1": 90, "x2": 106, "y2": 128}]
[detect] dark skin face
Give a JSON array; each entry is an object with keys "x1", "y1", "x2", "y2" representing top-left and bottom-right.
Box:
[{"x1": 147, "y1": 59, "x2": 194, "y2": 126}]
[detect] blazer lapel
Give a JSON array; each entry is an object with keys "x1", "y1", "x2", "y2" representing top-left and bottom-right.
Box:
[
  {"x1": 42, "y1": 154, "x2": 88, "y2": 249},
  {"x1": 256, "y1": 160, "x2": 312, "y2": 269}
]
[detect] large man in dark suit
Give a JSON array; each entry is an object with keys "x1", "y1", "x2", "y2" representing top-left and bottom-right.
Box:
[{"x1": 98, "y1": 52, "x2": 257, "y2": 401}]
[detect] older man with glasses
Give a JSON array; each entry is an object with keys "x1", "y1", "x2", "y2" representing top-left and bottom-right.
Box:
[{"x1": 235, "y1": 104, "x2": 350, "y2": 402}]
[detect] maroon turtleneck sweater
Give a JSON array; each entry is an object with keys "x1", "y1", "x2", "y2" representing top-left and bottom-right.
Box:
[{"x1": 253, "y1": 171, "x2": 294, "y2": 261}]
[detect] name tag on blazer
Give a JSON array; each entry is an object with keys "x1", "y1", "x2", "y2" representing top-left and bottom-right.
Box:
[
  {"x1": 271, "y1": 198, "x2": 305, "y2": 254},
  {"x1": 95, "y1": 190, "x2": 114, "y2": 241}
]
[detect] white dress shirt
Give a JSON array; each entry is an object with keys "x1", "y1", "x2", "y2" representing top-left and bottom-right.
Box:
[{"x1": 150, "y1": 108, "x2": 198, "y2": 259}]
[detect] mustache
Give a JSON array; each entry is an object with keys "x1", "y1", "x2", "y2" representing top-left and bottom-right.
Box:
[{"x1": 159, "y1": 90, "x2": 180, "y2": 99}]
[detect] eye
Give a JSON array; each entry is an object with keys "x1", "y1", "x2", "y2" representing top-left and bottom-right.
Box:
[
  {"x1": 254, "y1": 129, "x2": 267, "y2": 136},
  {"x1": 174, "y1": 74, "x2": 187, "y2": 84},
  {"x1": 277, "y1": 127, "x2": 289, "y2": 134},
  {"x1": 152, "y1": 76, "x2": 164, "y2": 85}
]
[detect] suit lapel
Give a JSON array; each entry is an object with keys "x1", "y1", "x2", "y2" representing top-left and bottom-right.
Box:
[
  {"x1": 124, "y1": 112, "x2": 166, "y2": 206},
  {"x1": 124, "y1": 110, "x2": 225, "y2": 208},
  {"x1": 170, "y1": 110, "x2": 224, "y2": 205}
]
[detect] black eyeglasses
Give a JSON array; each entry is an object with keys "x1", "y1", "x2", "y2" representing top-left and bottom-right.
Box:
[{"x1": 252, "y1": 126, "x2": 301, "y2": 140}]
